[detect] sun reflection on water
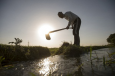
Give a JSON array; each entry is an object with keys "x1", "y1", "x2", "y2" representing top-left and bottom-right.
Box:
[{"x1": 38, "y1": 58, "x2": 57, "y2": 76}]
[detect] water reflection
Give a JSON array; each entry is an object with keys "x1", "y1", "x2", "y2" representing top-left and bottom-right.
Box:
[
  {"x1": 0, "y1": 48, "x2": 115, "y2": 76},
  {"x1": 39, "y1": 59, "x2": 50, "y2": 75},
  {"x1": 37, "y1": 48, "x2": 115, "y2": 76},
  {"x1": 38, "y1": 55, "x2": 83, "y2": 76},
  {"x1": 38, "y1": 58, "x2": 58, "y2": 76}
]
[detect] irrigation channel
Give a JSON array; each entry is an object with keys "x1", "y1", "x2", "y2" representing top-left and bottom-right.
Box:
[{"x1": 0, "y1": 48, "x2": 115, "y2": 76}]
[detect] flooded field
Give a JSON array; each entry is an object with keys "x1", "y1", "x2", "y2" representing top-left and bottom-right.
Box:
[{"x1": 0, "y1": 48, "x2": 115, "y2": 76}]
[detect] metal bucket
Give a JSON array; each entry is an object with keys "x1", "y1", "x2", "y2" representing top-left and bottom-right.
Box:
[{"x1": 45, "y1": 33, "x2": 51, "y2": 40}]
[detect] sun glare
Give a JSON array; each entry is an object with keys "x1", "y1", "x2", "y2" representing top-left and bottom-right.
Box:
[{"x1": 38, "y1": 24, "x2": 54, "y2": 40}]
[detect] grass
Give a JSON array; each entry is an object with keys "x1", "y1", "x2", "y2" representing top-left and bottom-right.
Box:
[
  {"x1": 54, "y1": 42, "x2": 82, "y2": 57},
  {"x1": 0, "y1": 44, "x2": 51, "y2": 66},
  {"x1": 48, "y1": 42, "x2": 115, "y2": 75},
  {"x1": 90, "y1": 47, "x2": 92, "y2": 60},
  {"x1": 1, "y1": 42, "x2": 115, "y2": 76},
  {"x1": 29, "y1": 43, "x2": 115, "y2": 76},
  {"x1": 106, "y1": 51, "x2": 115, "y2": 65},
  {"x1": 60, "y1": 45, "x2": 82, "y2": 57},
  {"x1": 0, "y1": 56, "x2": 5, "y2": 67},
  {"x1": 48, "y1": 48, "x2": 58, "y2": 55},
  {"x1": 49, "y1": 42, "x2": 109, "y2": 57}
]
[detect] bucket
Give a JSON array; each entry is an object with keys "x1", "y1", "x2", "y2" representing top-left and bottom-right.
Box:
[{"x1": 45, "y1": 33, "x2": 51, "y2": 40}]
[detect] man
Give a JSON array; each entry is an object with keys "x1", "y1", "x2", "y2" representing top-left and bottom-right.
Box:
[{"x1": 58, "y1": 11, "x2": 81, "y2": 46}]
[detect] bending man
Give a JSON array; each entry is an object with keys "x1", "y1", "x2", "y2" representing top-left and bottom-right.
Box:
[{"x1": 58, "y1": 11, "x2": 81, "y2": 46}]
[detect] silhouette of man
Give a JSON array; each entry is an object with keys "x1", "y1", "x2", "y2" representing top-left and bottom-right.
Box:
[{"x1": 58, "y1": 11, "x2": 81, "y2": 46}]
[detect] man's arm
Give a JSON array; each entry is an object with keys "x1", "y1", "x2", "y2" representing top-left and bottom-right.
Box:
[
  {"x1": 66, "y1": 22, "x2": 71, "y2": 29},
  {"x1": 64, "y1": 12, "x2": 73, "y2": 29},
  {"x1": 66, "y1": 21, "x2": 71, "y2": 29}
]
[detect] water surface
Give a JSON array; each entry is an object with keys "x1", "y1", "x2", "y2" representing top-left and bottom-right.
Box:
[{"x1": 0, "y1": 48, "x2": 115, "y2": 76}]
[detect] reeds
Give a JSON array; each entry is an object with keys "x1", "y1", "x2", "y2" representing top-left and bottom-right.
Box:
[
  {"x1": 90, "y1": 47, "x2": 92, "y2": 60},
  {"x1": 49, "y1": 42, "x2": 109, "y2": 57},
  {"x1": 49, "y1": 48, "x2": 58, "y2": 56},
  {"x1": 55, "y1": 42, "x2": 82, "y2": 57},
  {"x1": 106, "y1": 51, "x2": 115, "y2": 65},
  {"x1": 0, "y1": 44, "x2": 51, "y2": 66},
  {"x1": 0, "y1": 56, "x2": 5, "y2": 67}
]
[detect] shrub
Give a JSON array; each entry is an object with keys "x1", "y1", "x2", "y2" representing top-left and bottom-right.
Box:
[
  {"x1": 107, "y1": 33, "x2": 115, "y2": 46},
  {"x1": 0, "y1": 44, "x2": 51, "y2": 66},
  {"x1": 61, "y1": 42, "x2": 70, "y2": 47},
  {"x1": 56, "y1": 42, "x2": 82, "y2": 57},
  {"x1": 63, "y1": 45, "x2": 82, "y2": 57}
]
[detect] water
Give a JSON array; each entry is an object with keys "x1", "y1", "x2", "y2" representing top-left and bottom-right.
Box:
[{"x1": 0, "y1": 48, "x2": 115, "y2": 76}]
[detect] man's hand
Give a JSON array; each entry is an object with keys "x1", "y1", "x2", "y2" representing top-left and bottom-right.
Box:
[{"x1": 66, "y1": 22, "x2": 71, "y2": 29}]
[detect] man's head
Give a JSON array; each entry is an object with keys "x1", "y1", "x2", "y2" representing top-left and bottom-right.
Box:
[{"x1": 58, "y1": 12, "x2": 64, "y2": 18}]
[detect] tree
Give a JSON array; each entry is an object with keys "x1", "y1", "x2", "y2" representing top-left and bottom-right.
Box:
[
  {"x1": 107, "y1": 33, "x2": 115, "y2": 45},
  {"x1": 9, "y1": 38, "x2": 22, "y2": 46}
]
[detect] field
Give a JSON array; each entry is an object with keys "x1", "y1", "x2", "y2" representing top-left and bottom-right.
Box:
[
  {"x1": 49, "y1": 42, "x2": 109, "y2": 57},
  {"x1": 0, "y1": 44, "x2": 51, "y2": 66},
  {"x1": 0, "y1": 42, "x2": 114, "y2": 67},
  {"x1": 0, "y1": 42, "x2": 115, "y2": 76}
]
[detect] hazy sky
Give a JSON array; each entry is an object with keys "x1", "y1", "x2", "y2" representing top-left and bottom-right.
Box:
[{"x1": 0, "y1": 0, "x2": 115, "y2": 47}]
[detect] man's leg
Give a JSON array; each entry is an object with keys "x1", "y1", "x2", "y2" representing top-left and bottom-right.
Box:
[
  {"x1": 74, "y1": 34, "x2": 80, "y2": 46},
  {"x1": 73, "y1": 17, "x2": 81, "y2": 46}
]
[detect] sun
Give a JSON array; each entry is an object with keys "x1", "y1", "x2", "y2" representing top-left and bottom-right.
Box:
[{"x1": 38, "y1": 24, "x2": 54, "y2": 40}]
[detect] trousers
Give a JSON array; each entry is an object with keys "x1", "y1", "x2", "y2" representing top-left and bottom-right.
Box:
[{"x1": 73, "y1": 17, "x2": 81, "y2": 46}]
